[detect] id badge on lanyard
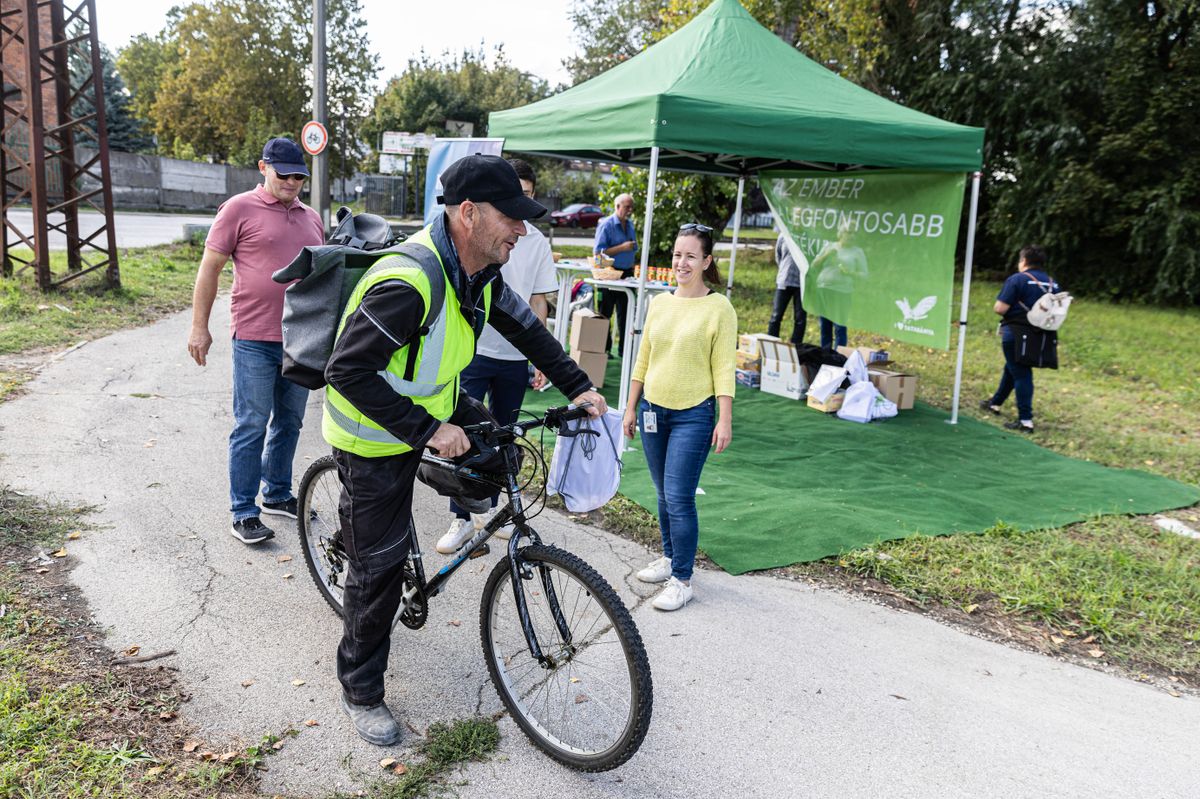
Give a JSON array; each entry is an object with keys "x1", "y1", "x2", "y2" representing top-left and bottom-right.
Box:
[{"x1": 642, "y1": 410, "x2": 657, "y2": 433}]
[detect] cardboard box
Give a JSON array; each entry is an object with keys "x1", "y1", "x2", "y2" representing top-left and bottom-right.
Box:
[
  {"x1": 570, "y1": 348, "x2": 607, "y2": 388},
  {"x1": 868, "y1": 368, "x2": 916, "y2": 410},
  {"x1": 807, "y1": 391, "x2": 845, "y2": 413},
  {"x1": 569, "y1": 308, "x2": 610, "y2": 354},
  {"x1": 759, "y1": 340, "x2": 808, "y2": 400},
  {"x1": 837, "y1": 345, "x2": 891, "y2": 365},
  {"x1": 738, "y1": 333, "x2": 780, "y2": 354},
  {"x1": 735, "y1": 368, "x2": 761, "y2": 388},
  {"x1": 736, "y1": 349, "x2": 762, "y2": 372}
]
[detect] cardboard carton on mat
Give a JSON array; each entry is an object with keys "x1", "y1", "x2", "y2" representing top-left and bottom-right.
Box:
[
  {"x1": 569, "y1": 308, "x2": 610, "y2": 354},
  {"x1": 570, "y1": 347, "x2": 607, "y2": 388},
  {"x1": 837, "y1": 345, "x2": 891, "y2": 365},
  {"x1": 807, "y1": 391, "x2": 845, "y2": 413},
  {"x1": 738, "y1": 332, "x2": 780, "y2": 355},
  {"x1": 868, "y1": 368, "x2": 916, "y2": 410},
  {"x1": 736, "y1": 349, "x2": 762, "y2": 372},
  {"x1": 735, "y1": 368, "x2": 761, "y2": 388},
  {"x1": 760, "y1": 340, "x2": 808, "y2": 400}
]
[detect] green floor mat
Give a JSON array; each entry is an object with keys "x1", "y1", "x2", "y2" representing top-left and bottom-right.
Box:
[{"x1": 523, "y1": 360, "x2": 1200, "y2": 574}]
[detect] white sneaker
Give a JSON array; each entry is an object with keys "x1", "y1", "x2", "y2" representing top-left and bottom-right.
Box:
[
  {"x1": 652, "y1": 577, "x2": 693, "y2": 611},
  {"x1": 436, "y1": 518, "x2": 474, "y2": 554},
  {"x1": 636, "y1": 556, "x2": 672, "y2": 584},
  {"x1": 473, "y1": 509, "x2": 515, "y2": 540}
]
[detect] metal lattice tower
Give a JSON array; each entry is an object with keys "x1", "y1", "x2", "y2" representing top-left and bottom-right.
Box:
[{"x1": 0, "y1": 0, "x2": 118, "y2": 289}]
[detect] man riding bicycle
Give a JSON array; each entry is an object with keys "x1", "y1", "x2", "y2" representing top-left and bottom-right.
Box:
[{"x1": 323, "y1": 154, "x2": 606, "y2": 746}]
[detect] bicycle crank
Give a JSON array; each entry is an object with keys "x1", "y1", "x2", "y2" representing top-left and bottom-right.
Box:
[{"x1": 394, "y1": 568, "x2": 428, "y2": 630}]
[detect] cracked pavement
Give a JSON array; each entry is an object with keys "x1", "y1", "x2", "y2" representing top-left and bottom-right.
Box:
[{"x1": 1, "y1": 298, "x2": 1197, "y2": 798}]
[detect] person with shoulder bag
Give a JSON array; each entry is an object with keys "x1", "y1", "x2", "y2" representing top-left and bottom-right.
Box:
[{"x1": 979, "y1": 244, "x2": 1064, "y2": 432}]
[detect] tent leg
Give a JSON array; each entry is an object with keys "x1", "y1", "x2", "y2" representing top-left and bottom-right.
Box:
[
  {"x1": 948, "y1": 171, "x2": 982, "y2": 425},
  {"x1": 725, "y1": 175, "x2": 745, "y2": 296},
  {"x1": 621, "y1": 146, "x2": 659, "y2": 419}
]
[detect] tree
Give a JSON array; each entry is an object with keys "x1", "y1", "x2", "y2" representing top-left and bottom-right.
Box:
[
  {"x1": 599, "y1": 168, "x2": 736, "y2": 264},
  {"x1": 73, "y1": 41, "x2": 154, "y2": 153}
]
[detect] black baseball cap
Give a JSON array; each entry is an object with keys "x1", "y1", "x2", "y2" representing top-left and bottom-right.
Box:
[
  {"x1": 261, "y1": 137, "x2": 310, "y2": 177},
  {"x1": 437, "y1": 154, "x2": 547, "y2": 220}
]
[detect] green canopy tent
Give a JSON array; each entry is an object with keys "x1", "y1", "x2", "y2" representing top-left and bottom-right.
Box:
[{"x1": 489, "y1": 0, "x2": 985, "y2": 420}]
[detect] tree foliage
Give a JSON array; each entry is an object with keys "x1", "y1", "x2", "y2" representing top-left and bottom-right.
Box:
[
  {"x1": 115, "y1": 0, "x2": 377, "y2": 171},
  {"x1": 73, "y1": 42, "x2": 154, "y2": 153}
]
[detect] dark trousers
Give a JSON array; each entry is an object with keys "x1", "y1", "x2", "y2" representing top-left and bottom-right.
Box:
[
  {"x1": 767, "y1": 287, "x2": 806, "y2": 344},
  {"x1": 598, "y1": 286, "x2": 629, "y2": 355},
  {"x1": 990, "y1": 337, "x2": 1035, "y2": 421},
  {"x1": 333, "y1": 446, "x2": 422, "y2": 706},
  {"x1": 819, "y1": 317, "x2": 847, "y2": 350},
  {"x1": 450, "y1": 354, "x2": 529, "y2": 518}
]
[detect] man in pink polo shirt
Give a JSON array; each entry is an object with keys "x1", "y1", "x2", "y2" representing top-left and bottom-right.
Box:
[{"x1": 188, "y1": 137, "x2": 325, "y2": 545}]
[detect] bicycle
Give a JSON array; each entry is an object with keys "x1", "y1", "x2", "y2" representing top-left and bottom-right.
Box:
[{"x1": 296, "y1": 404, "x2": 653, "y2": 772}]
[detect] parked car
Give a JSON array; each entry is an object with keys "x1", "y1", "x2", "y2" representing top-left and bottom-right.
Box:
[{"x1": 550, "y1": 203, "x2": 604, "y2": 228}]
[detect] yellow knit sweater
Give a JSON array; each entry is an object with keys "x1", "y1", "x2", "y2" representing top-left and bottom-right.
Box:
[{"x1": 632, "y1": 291, "x2": 738, "y2": 409}]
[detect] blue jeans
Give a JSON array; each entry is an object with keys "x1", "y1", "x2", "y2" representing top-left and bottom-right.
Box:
[
  {"x1": 990, "y1": 337, "x2": 1034, "y2": 422},
  {"x1": 819, "y1": 317, "x2": 847, "y2": 350},
  {"x1": 229, "y1": 338, "x2": 309, "y2": 521},
  {"x1": 450, "y1": 354, "x2": 530, "y2": 518},
  {"x1": 638, "y1": 397, "x2": 715, "y2": 582}
]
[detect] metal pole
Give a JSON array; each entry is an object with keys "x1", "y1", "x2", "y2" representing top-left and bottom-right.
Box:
[
  {"x1": 725, "y1": 175, "x2": 745, "y2": 296},
  {"x1": 311, "y1": 0, "x2": 329, "y2": 231},
  {"x1": 622, "y1": 145, "x2": 659, "y2": 413},
  {"x1": 948, "y1": 171, "x2": 982, "y2": 425}
]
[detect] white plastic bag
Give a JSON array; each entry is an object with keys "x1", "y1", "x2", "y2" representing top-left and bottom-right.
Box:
[
  {"x1": 836, "y1": 382, "x2": 898, "y2": 423},
  {"x1": 808, "y1": 364, "x2": 848, "y2": 402},
  {"x1": 546, "y1": 409, "x2": 623, "y2": 512},
  {"x1": 843, "y1": 350, "x2": 869, "y2": 384}
]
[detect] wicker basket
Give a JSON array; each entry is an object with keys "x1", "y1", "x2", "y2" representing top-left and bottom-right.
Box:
[{"x1": 591, "y1": 266, "x2": 624, "y2": 280}]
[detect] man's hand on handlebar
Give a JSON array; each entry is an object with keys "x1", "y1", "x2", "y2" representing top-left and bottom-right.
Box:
[
  {"x1": 572, "y1": 390, "x2": 607, "y2": 417},
  {"x1": 426, "y1": 422, "x2": 470, "y2": 458}
]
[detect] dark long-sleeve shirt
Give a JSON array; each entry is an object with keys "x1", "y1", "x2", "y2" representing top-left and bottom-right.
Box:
[{"x1": 325, "y1": 214, "x2": 592, "y2": 451}]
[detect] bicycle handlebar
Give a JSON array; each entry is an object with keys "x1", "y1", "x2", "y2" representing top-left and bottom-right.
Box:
[{"x1": 450, "y1": 403, "x2": 598, "y2": 471}]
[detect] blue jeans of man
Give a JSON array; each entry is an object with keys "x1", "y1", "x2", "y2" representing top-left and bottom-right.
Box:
[
  {"x1": 450, "y1": 354, "x2": 530, "y2": 519},
  {"x1": 819, "y1": 317, "x2": 847, "y2": 350},
  {"x1": 229, "y1": 338, "x2": 309, "y2": 522},
  {"x1": 637, "y1": 396, "x2": 715, "y2": 582},
  {"x1": 989, "y1": 337, "x2": 1034, "y2": 422}
]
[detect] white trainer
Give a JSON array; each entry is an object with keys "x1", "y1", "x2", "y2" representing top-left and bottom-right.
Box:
[
  {"x1": 472, "y1": 509, "x2": 514, "y2": 540},
  {"x1": 636, "y1": 556, "x2": 672, "y2": 584},
  {"x1": 652, "y1": 577, "x2": 693, "y2": 611},
  {"x1": 436, "y1": 518, "x2": 474, "y2": 554}
]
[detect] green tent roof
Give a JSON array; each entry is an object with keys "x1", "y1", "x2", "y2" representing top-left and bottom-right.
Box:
[{"x1": 489, "y1": 0, "x2": 983, "y2": 174}]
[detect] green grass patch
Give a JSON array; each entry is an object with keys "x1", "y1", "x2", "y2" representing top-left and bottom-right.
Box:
[{"x1": 0, "y1": 486, "x2": 90, "y2": 548}]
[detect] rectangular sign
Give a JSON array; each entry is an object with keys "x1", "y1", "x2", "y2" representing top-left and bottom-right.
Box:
[
  {"x1": 760, "y1": 170, "x2": 966, "y2": 349},
  {"x1": 423, "y1": 138, "x2": 505, "y2": 224}
]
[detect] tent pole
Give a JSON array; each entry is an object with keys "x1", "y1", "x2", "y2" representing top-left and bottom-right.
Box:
[
  {"x1": 948, "y1": 171, "x2": 982, "y2": 425},
  {"x1": 623, "y1": 145, "x2": 660, "y2": 414},
  {"x1": 725, "y1": 175, "x2": 745, "y2": 296}
]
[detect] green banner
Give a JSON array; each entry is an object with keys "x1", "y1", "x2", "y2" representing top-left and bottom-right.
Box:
[{"x1": 760, "y1": 170, "x2": 966, "y2": 349}]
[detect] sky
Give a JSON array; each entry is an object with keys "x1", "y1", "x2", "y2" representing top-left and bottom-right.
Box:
[{"x1": 93, "y1": 0, "x2": 578, "y2": 88}]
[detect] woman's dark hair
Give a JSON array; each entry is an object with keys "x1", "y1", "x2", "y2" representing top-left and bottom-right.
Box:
[
  {"x1": 1019, "y1": 244, "x2": 1046, "y2": 268},
  {"x1": 676, "y1": 225, "x2": 721, "y2": 284},
  {"x1": 507, "y1": 158, "x2": 536, "y2": 190}
]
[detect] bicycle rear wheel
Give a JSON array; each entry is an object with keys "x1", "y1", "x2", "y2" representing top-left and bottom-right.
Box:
[
  {"x1": 297, "y1": 454, "x2": 346, "y2": 616},
  {"x1": 480, "y1": 544, "x2": 652, "y2": 771}
]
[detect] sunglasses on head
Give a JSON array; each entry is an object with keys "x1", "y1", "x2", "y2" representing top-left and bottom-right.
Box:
[
  {"x1": 679, "y1": 223, "x2": 713, "y2": 233},
  {"x1": 273, "y1": 169, "x2": 306, "y2": 182}
]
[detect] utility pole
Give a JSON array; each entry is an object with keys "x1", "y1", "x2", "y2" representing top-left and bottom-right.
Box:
[{"x1": 311, "y1": 0, "x2": 329, "y2": 230}]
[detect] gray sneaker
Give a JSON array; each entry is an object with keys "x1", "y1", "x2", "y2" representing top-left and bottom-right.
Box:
[{"x1": 340, "y1": 694, "x2": 401, "y2": 746}]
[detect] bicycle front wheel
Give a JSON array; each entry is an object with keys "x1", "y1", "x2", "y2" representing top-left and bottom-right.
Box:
[
  {"x1": 480, "y1": 544, "x2": 652, "y2": 771},
  {"x1": 297, "y1": 454, "x2": 346, "y2": 616}
]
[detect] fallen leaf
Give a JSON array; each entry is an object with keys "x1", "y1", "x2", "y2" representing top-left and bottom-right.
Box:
[
  {"x1": 1050, "y1": 635, "x2": 1064, "y2": 645},
  {"x1": 379, "y1": 757, "x2": 397, "y2": 769},
  {"x1": 448, "y1": 619, "x2": 461, "y2": 627},
  {"x1": 1081, "y1": 635, "x2": 1096, "y2": 644},
  {"x1": 199, "y1": 751, "x2": 217, "y2": 761},
  {"x1": 283, "y1": 573, "x2": 294, "y2": 579},
  {"x1": 1061, "y1": 629, "x2": 1078, "y2": 637},
  {"x1": 1088, "y1": 648, "x2": 1105, "y2": 658},
  {"x1": 241, "y1": 680, "x2": 255, "y2": 688},
  {"x1": 1169, "y1": 690, "x2": 1181, "y2": 698},
  {"x1": 182, "y1": 740, "x2": 201, "y2": 753},
  {"x1": 1168, "y1": 676, "x2": 1180, "y2": 683},
  {"x1": 574, "y1": 694, "x2": 589, "y2": 704},
  {"x1": 392, "y1": 763, "x2": 408, "y2": 775},
  {"x1": 271, "y1": 741, "x2": 284, "y2": 750},
  {"x1": 303, "y1": 719, "x2": 319, "y2": 727},
  {"x1": 890, "y1": 694, "x2": 909, "y2": 701},
  {"x1": 1144, "y1": 460, "x2": 1155, "y2": 466},
  {"x1": 277, "y1": 555, "x2": 293, "y2": 563},
  {"x1": 159, "y1": 710, "x2": 176, "y2": 721},
  {"x1": 67, "y1": 531, "x2": 81, "y2": 540},
  {"x1": 963, "y1": 604, "x2": 979, "y2": 614},
  {"x1": 52, "y1": 548, "x2": 67, "y2": 558},
  {"x1": 144, "y1": 764, "x2": 167, "y2": 779},
  {"x1": 36, "y1": 567, "x2": 49, "y2": 574},
  {"x1": 569, "y1": 677, "x2": 581, "y2": 684},
  {"x1": 219, "y1": 751, "x2": 238, "y2": 762},
  {"x1": 144, "y1": 438, "x2": 157, "y2": 448},
  {"x1": 124, "y1": 645, "x2": 141, "y2": 657},
  {"x1": 291, "y1": 679, "x2": 305, "y2": 687}
]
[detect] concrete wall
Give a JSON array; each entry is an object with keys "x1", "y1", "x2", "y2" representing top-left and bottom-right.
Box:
[{"x1": 77, "y1": 147, "x2": 267, "y2": 212}]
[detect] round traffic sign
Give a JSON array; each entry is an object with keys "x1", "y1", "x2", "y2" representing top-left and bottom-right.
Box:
[{"x1": 301, "y1": 121, "x2": 329, "y2": 156}]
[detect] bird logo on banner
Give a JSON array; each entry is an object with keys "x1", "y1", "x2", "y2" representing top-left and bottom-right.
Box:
[{"x1": 896, "y1": 296, "x2": 937, "y2": 322}]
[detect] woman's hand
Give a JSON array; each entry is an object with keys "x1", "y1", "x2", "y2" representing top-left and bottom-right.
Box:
[
  {"x1": 622, "y1": 407, "x2": 638, "y2": 440},
  {"x1": 711, "y1": 418, "x2": 732, "y2": 453}
]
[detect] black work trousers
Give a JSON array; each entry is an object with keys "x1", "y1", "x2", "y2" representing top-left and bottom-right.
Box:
[
  {"x1": 598, "y1": 284, "x2": 630, "y2": 355},
  {"x1": 332, "y1": 446, "x2": 421, "y2": 706},
  {"x1": 767, "y1": 286, "x2": 807, "y2": 344}
]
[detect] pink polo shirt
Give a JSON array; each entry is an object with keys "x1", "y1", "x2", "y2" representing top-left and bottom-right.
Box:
[{"x1": 206, "y1": 184, "x2": 325, "y2": 342}]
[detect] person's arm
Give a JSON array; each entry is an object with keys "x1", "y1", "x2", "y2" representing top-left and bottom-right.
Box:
[
  {"x1": 622, "y1": 380, "x2": 644, "y2": 440},
  {"x1": 710, "y1": 301, "x2": 737, "y2": 453},
  {"x1": 994, "y1": 274, "x2": 1018, "y2": 316},
  {"x1": 993, "y1": 300, "x2": 1011, "y2": 315},
  {"x1": 623, "y1": 300, "x2": 656, "y2": 437},
  {"x1": 528, "y1": 293, "x2": 550, "y2": 390},
  {"x1": 712, "y1": 395, "x2": 733, "y2": 453},
  {"x1": 188, "y1": 247, "x2": 229, "y2": 366}
]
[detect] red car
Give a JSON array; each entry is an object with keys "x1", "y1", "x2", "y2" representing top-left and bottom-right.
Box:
[{"x1": 549, "y1": 203, "x2": 604, "y2": 228}]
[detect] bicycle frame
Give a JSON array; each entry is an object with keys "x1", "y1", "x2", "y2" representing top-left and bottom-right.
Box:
[{"x1": 404, "y1": 442, "x2": 573, "y2": 667}]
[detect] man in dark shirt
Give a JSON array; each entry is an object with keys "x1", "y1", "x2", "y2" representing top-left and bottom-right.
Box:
[
  {"x1": 323, "y1": 155, "x2": 606, "y2": 746},
  {"x1": 981, "y1": 244, "x2": 1061, "y2": 431}
]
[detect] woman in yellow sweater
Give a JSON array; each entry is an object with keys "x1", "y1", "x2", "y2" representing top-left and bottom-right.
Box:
[{"x1": 622, "y1": 224, "x2": 737, "y2": 611}]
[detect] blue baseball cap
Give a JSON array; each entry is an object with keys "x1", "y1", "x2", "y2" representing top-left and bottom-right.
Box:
[{"x1": 261, "y1": 138, "x2": 310, "y2": 177}]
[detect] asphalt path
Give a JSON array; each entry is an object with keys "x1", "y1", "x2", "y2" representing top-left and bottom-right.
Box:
[
  {"x1": 1, "y1": 301, "x2": 1197, "y2": 798},
  {"x1": 5, "y1": 209, "x2": 214, "y2": 250}
]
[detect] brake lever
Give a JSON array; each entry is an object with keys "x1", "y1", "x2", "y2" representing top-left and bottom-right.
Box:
[{"x1": 456, "y1": 431, "x2": 498, "y2": 472}]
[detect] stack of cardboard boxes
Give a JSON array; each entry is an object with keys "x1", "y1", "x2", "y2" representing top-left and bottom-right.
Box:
[
  {"x1": 835, "y1": 346, "x2": 916, "y2": 410},
  {"x1": 568, "y1": 308, "x2": 610, "y2": 388},
  {"x1": 735, "y1": 333, "x2": 770, "y2": 389},
  {"x1": 736, "y1": 334, "x2": 811, "y2": 400}
]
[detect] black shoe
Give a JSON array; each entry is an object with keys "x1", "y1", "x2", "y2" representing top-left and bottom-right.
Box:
[
  {"x1": 262, "y1": 498, "x2": 298, "y2": 519},
  {"x1": 340, "y1": 695, "x2": 401, "y2": 746},
  {"x1": 1003, "y1": 420, "x2": 1034, "y2": 433},
  {"x1": 230, "y1": 516, "x2": 275, "y2": 544},
  {"x1": 978, "y1": 399, "x2": 1002, "y2": 415}
]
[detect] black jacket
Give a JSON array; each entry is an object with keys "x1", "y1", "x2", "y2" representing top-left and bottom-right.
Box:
[{"x1": 325, "y1": 213, "x2": 592, "y2": 450}]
